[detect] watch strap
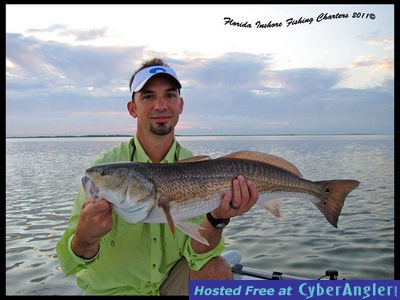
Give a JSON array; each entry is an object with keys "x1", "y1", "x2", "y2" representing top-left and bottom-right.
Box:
[{"x1": 206, "y1": 212, "x2": 230, "y2": 229}]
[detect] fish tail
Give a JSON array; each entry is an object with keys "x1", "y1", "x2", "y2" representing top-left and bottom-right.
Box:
[{"x1": 314, "y1": 179, "x2": 360, "y2": 227}]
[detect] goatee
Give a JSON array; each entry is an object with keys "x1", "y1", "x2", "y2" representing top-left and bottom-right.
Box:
[{"x1": 150, "y1": 123, "x2": 172, "y2": 136}]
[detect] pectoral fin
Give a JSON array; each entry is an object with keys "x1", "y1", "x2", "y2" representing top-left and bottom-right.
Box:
[
  {"x1": 158, "y1": 196, "x2": 175, "y2": 236},
  {"x1": 175, "y1": 221, "x2": 210, "y2": 246}
]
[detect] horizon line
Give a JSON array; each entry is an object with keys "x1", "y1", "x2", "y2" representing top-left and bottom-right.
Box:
[{"x1": 5, "y1": 133, "x2": 393, "y2": 139}]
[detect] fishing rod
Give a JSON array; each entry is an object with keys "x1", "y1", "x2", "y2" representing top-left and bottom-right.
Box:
[
  {"x1": 231, "y1": 263, "x2": 340, "y2": 280},
  {"x1": 222, "y1": 250, "x2": 342, "y2": 280}
]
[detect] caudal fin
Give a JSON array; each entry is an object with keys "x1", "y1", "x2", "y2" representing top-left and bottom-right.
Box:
[{"x1": 314, "y1": 180, "x2": 360, "y2": 228}]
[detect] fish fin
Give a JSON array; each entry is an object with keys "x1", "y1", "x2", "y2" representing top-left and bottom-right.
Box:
[
  {"x1": 313, "y1": 179, "x2": 360, "y2": 228},
  {"x1": 158, "y1": 197, "x2": 175, "y2": 236},
  {"x1": 177, "y1": 155, "x2": 211, "y2": 163},
  {"x1": 218, "y1": 151, "x2": 303, "y2": 178},
  {"x1": 175, "y1": 221, "x2": 210, "y2": 246},
  {"x1": 259, "y1": 199, "x2": 281, "y2": 217}
]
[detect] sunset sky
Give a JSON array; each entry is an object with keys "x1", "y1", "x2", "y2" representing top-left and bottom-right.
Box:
[{"x1": 6, "y1": 4, "x2": 394, "y2": 136}]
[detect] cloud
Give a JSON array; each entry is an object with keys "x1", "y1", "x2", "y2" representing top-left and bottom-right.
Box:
[
  {"x1": 27, "y1": 24, "x2": 110, "y2": 42},
  {"x1": 366, "y1": 37, "x2": 394, "y2": 50},
  {"x1": 178, "y1": 55, "x2": 393, "y2": 134},
  {"x1": 6, "y1": 33, "x2": 143, "y2": 88},
  {"x1": 348, "y1": 55, "x2": 394, "y2": 72},
  {"x1": 5, "y1": 33, "x2": 394, "y2": 136}
]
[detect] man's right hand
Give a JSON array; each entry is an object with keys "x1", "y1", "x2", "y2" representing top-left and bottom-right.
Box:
[{"x1": 71, "y1": 197, "x2": 113, "y2": 259}]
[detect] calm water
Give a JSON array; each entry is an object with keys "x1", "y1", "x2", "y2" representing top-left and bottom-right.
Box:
[{"x1": 6, "y1": 135, "x2": 395, "y2": 295}]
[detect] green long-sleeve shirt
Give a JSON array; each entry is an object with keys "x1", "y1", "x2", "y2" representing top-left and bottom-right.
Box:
[{"x1": 56, "y1": 136, "x2": 225, "y2": 295}]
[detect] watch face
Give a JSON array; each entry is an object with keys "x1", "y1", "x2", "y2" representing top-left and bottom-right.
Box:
[
  {"x1": 215, "y1": 219, "x2": 229, "y2": 228},
  {"x1": 207, "y1": 212, "x2": 230, "y2": 229}
]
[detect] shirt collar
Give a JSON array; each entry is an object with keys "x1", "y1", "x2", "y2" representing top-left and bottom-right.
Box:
[{"x1": 133, "y1": 135, "x2": 178, "y2": 163}]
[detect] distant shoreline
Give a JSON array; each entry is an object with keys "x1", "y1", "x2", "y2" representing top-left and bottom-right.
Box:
[{"x1": 5, "y1": 133, "x2": 392, "y2": 139}]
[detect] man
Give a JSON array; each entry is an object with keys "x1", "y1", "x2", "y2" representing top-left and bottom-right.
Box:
[{"x1": 56, "y1": 58, "x2": 258, "y2": 295}]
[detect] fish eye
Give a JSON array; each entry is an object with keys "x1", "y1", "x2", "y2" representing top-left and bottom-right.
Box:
[{"x1": 100, "y1": 170, "x2": 108, "y2": 176}]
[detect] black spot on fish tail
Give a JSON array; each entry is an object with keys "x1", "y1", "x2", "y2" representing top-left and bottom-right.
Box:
[{"x1": 314, "y1": 179, "x2": 360, "y2": 227}]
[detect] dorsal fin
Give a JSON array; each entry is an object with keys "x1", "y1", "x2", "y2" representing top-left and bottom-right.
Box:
[
  {"x1": 218, "y1": 151, "x2": 303, "y2": 177},
  {"x1": 177, "y1": 155, "x2": 211, "y2": 163}
]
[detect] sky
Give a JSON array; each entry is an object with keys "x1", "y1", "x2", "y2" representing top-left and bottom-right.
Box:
[{"x1": 5, "y1": 4, "x2": 394, "y2": 136}]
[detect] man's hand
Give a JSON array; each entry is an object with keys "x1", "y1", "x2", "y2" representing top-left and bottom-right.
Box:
[
  {"x1": 71, "y1": 197, "x2": 113, "y2": 259},
  {"x1": 211, "y1": 175, "x2": 258, "y2": 219},
  {"x1": 192, "y1": 175, "x2": 258, "y2": 253}
]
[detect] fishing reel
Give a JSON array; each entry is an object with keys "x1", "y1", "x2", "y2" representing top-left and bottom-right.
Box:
[{"x1": 318, "y1": 269, "x2": 343, "y2": 280}]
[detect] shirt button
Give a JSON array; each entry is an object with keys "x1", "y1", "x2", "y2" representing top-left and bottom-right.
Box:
[
  {"x1": 153, "y1": 238, "x2": 157, "y2": 242},
  {"x1": 152, "y1": 264, "x2": 156, "y2": 268}
]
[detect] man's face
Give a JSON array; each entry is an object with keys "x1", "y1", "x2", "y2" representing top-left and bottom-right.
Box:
[{"x1": 128, "y1": 75, "x2": 183, "y2": 136}]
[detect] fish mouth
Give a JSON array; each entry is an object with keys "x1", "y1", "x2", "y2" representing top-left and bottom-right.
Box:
[{"x1": 81, "y1": 175, "x2": 99, "y2": 198}]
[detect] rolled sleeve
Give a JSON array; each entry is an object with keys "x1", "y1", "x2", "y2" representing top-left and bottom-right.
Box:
[
  {"x1": 182, "y1": 233, "x2": 225, "y2": 271},
  {"x1": 56, "y1": 231, "x2": 100, "y2": 276}
]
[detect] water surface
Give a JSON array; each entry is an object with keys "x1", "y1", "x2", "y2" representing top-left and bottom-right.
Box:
[{"x1": 6, "y1": 135, "x2": 394, "y2": 294}]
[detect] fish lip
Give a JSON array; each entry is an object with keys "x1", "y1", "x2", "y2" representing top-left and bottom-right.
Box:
[{"x1": 81, "y1": 175, "x2": 99, "y2": 197}]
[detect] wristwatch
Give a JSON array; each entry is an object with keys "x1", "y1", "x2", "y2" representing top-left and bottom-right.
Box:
[{"x1": 206, "y1": 212, "x2": 230, "y2": 229}]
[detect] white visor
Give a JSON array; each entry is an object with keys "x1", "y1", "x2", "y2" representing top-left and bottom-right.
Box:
[{"x1": 130, "y1": 66, "x2": 181, "y2": 93}]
